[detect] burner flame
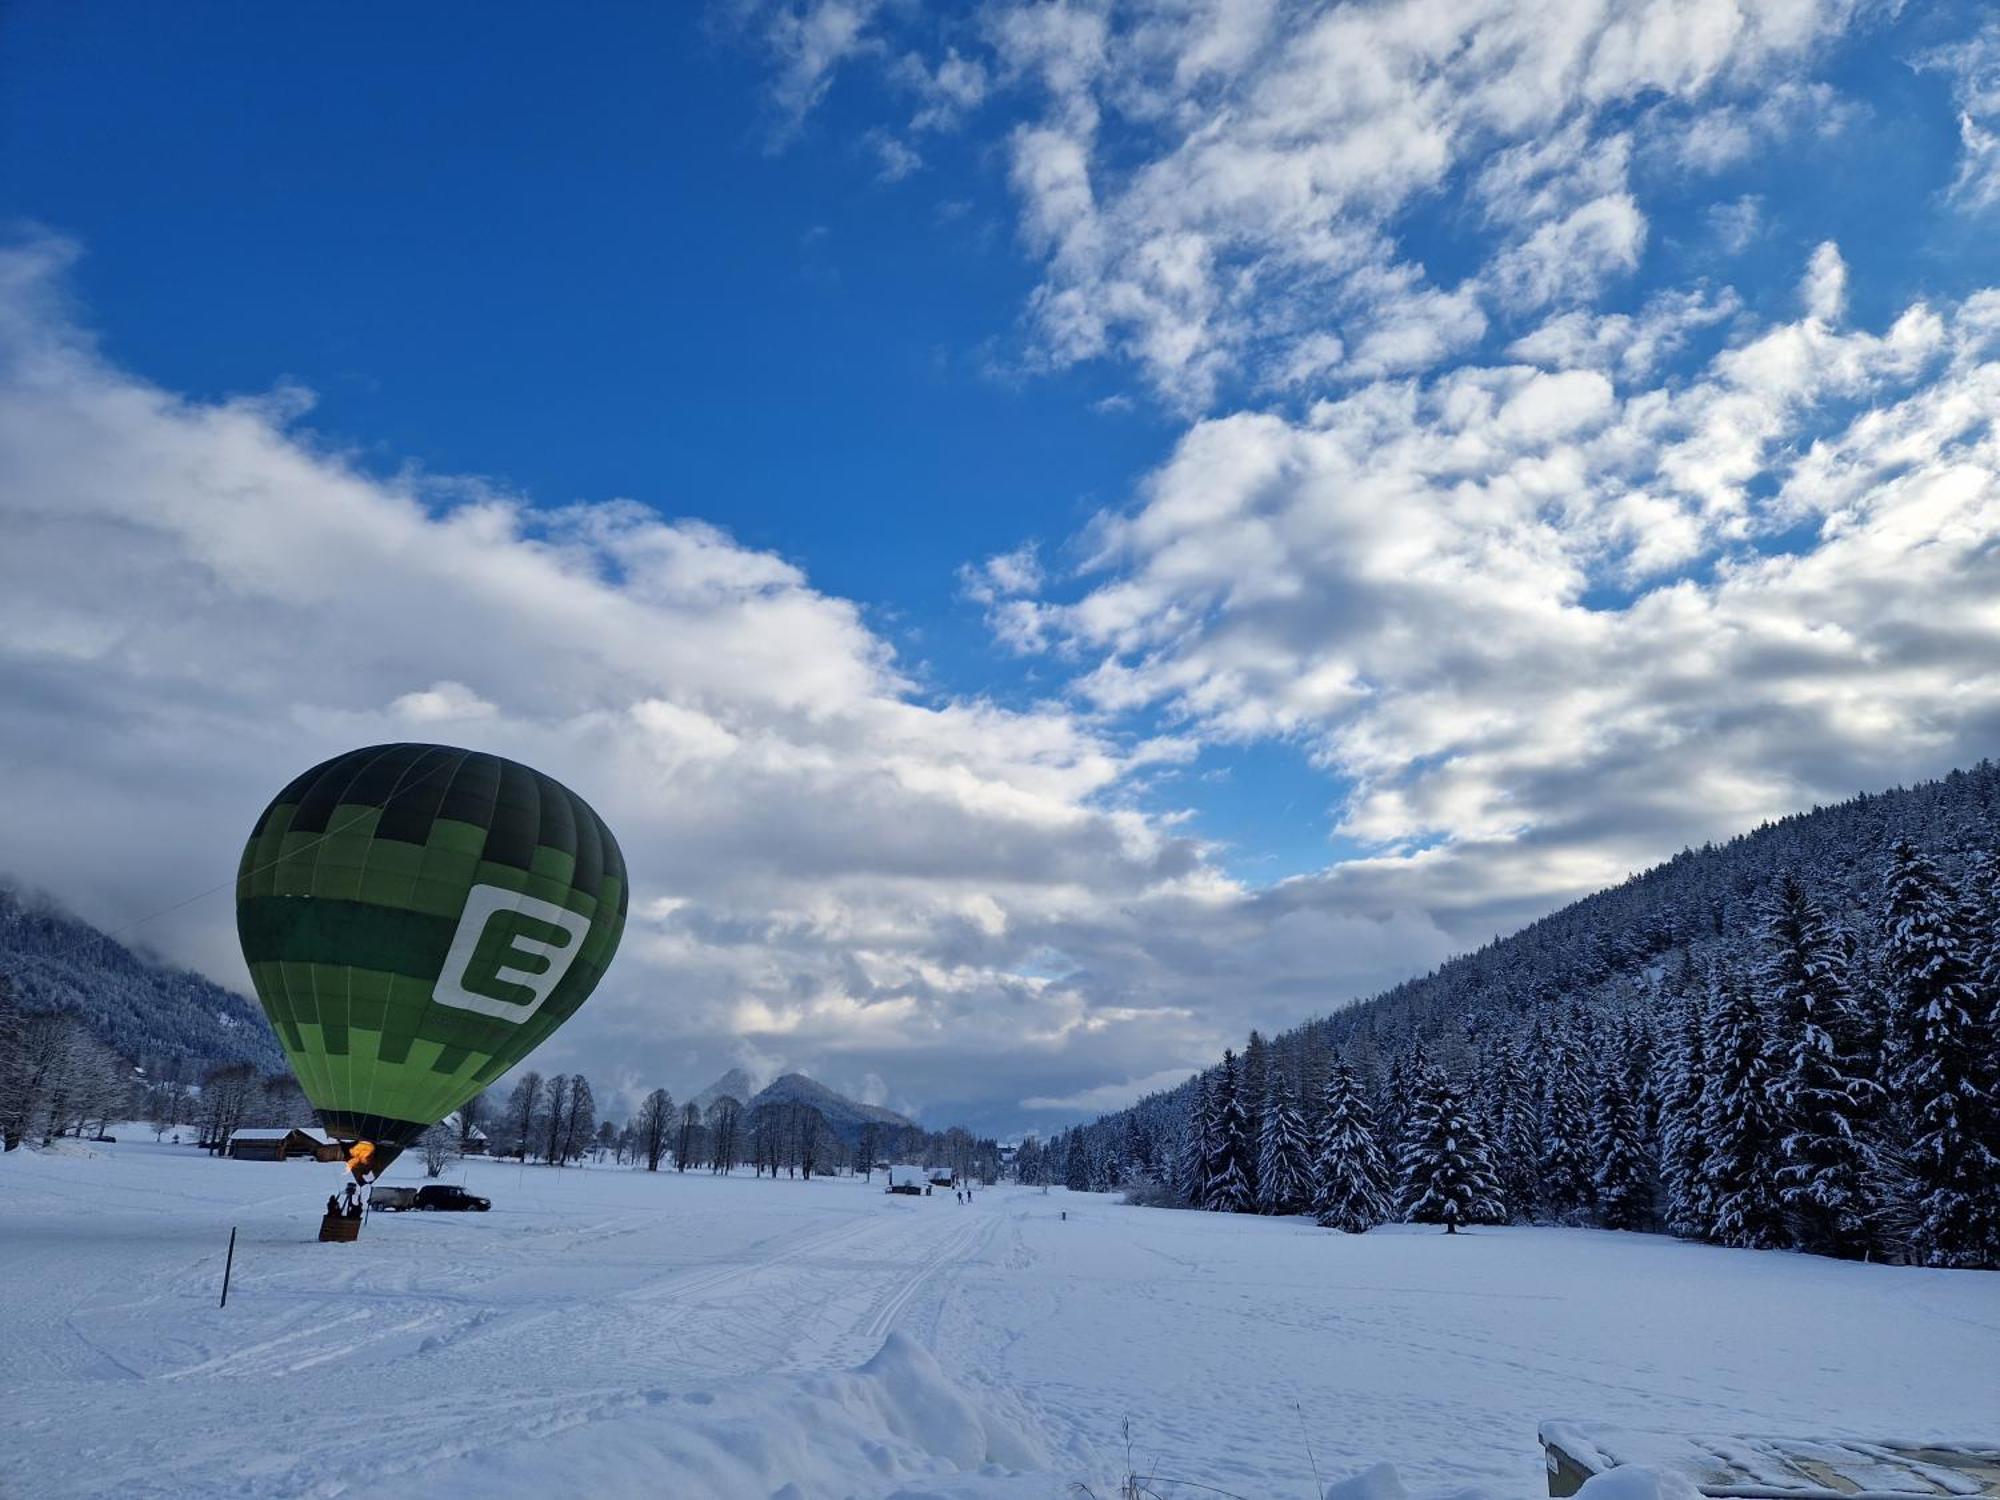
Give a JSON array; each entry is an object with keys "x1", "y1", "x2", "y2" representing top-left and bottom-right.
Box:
[{"x1": 345, "y1": 1140, "x2": 377, "y2": 1180}]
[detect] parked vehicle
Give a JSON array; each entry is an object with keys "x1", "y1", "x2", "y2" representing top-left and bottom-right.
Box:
[
  {"x1": 414, "y1": 1185, "x2": 490, "y2": 1211},
  {"x1": 368, "y1": 1184, "x2": 492, "y2": 1212}
]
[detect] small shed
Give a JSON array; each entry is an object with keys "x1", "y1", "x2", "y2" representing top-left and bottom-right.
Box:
[
  {"x1": 1540, "y1": 1425, "x2": 2000, "y2": 1500},
  {"x1": 226, "y1": 1127, "x2": 344, "y2": 1163},
  {"x1": 439, "y1": 1111, "x2": 491, "y2": 1155}
]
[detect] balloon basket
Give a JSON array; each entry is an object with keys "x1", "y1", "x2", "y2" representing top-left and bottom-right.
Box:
[{"x1": 319, "y1": 1213, "x2": 362, "y2": 1244}]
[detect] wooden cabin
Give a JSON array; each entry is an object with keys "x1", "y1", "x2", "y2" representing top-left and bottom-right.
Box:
[{"x1": 225, "y1": 1127, "x2": 345, "y2": 1163}]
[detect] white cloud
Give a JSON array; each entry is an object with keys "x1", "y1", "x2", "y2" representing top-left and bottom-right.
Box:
[
  {"x1": 748, "y1": 0, "x2": 1875, "y2": 406},
  {"x1": 1484, "y1": 193, "x2": 1648, "y2": 314},
  {"x1": 868, "y1": 130, "x2": 923, "y2": 183},
  {"x1": 1916, "y1": 21, "x2": 2000, "y2": 213},
  {"x1": 1801, "y1": 239, "x2": 1847, "y2": 323},
  {"x1": 391, "y1": 681, "x2": 498, "y2": 724},
  {"x1": 1707, "y1": 194, "x2": 1765, "y2": 255},
  {"x1": 1668, "y1": 80, "x2": 1857, "y2": 173},
  {"x1": 1023, "y1": 256, "x2": 2000, "y2": 933},
  {"x1": 899, "y1": 47, "x2": 989, "y2": 132},
  {"x1": 757, "y1": 0, "x2": 884, "y2": 136},
  {"x1": 0, "y1": 237, "x2": 1467, "y2": 1135},
  {"x1": 1021, "y1": 1066, "x2": 1198, "y2": 1114},
  {"x1": 960, "y1": 542, "x2": 1045, "y2": 604},
  {"x1": 1506, "y1": 285, "x2": 1740, "y2": 384}
]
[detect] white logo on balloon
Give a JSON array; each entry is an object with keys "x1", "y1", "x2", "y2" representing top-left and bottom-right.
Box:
[{"x1": 433, "y1": 884, "x2": 590, "y2": 1022}]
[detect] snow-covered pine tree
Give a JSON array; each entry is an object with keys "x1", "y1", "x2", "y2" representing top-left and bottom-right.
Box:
[
  {"x1": 1536, "y1": 1018, "x2": 1593, "y2": 1223},
  {"x1": 1621, "y1": 1004, "x2": 1661, "y2": 1150},
  {"x1": 1660, "y1": 989, "x2": 1713, "y2": 1239},
  {"x1": 1762, "y1": 874, "x2": 1879, "y2": 1259},
  {"x1": 1382, "y1": 1044, "x2": 1422, "y2": 1149},
  {"x1": 1487, "y1": 1036, "x2": 1540, "y2": 1221},
  {"x1": 1703, "y1": 964, "x2": 1788, "y2": 1250},
  {"x1": 1122, "y1": 1113, "x2": 1156, "y2": 1185},
  {"x1": 1254, "y1": 1078, "x2": 1313, "y2": 1214},
  {"x1": 1240, "y1": 1030, "x2": 1269, "y2": 1204},
  {"x1": 1590, "y1": 1020, "x2": 1654, "y2": 1230},
  {"x1": 1175, "y1": 1077, "x2": 1214, "y2": 1207},
  {"x1": 1312, "y1": 1062, "x2": 1392, "y2": 1232},
  {"x1": 1400, "y1": 1068, "x2": 1505, "y2": 1233},
  {"x1": 1064, "y1": 1128, "x2": 1090, "y2": 1191},
  {"x1": 1880, "y1": 842, "x2": 2000, "y2": 1268},
  {"x1": 1201, "y1": 1050, "x2": 1253, "y2": 1213}
]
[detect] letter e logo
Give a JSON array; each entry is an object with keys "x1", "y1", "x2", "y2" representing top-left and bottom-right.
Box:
[{"x1": 433, "y1": 885, "x2": 591, "y2": 1023}]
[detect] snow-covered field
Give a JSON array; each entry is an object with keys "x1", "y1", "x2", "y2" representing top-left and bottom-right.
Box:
[{"x1": 4, "y1": 1136, "x2": 1995, "y2": 1500}]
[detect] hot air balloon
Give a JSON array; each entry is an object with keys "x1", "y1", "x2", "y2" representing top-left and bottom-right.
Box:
[{"x1": 235, "y1": 744, "x2": 626, "y2": 1176}]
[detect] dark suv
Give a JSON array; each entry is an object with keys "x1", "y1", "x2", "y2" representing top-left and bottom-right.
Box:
[{"x1": 415, "y1": 1184, "x2": 490, "y2": 1212}]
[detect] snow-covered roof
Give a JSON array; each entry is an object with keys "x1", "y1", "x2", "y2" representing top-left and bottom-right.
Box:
[
  {"x1": 228, "y1": 1127, "x2": 336, "y2": 1144},
  {"x1": 438, "y1": 1111, "x2": 487, "y2": 1141}
]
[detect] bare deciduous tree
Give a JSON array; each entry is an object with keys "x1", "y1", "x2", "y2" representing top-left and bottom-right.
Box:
[
  {"x1": 636, "y1": 1087, "x2": 672, "y2": 1171},
  {"x1": 421, "y1": 1123, "x2": 456, "y2": 1177},
  {"x1": 559, "y1": 1076, "x2": 595, "y2": 1164},
  {"x1": 856, "y1": 1122, "x2": 880, "y2": 1181},
  {"x1": 506, "y1": 1071, "x2": 544, "y2": 1162},
  {"x1": 197, "y1": 1062, "x2": 257, "y2": 1152},
  {"x1": 674, "y1": 1100, "x2": 702, "y2": 1171},
  {"x1": 541, "y1": 1073, "x2": 572, "y2": 1165},
  {"x1": 705, "y1": 1096, "x2": 741, "y2": 1173},
  {"x1": 795, "y1": 1104, "x2": 827, "y2": 1180}
]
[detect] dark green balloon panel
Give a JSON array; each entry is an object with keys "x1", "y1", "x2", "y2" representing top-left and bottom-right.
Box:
[{"x1": 236, "y1": 744, "x2": 627, "y2": 1151}]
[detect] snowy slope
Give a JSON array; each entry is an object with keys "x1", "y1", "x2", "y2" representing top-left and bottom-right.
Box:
[
  {"x1": 3, "y1": 1139, "x2": 1995, "y2": 1499},
  {"x1": 0, "y1": 883, "x2": 282, "y2": 1076}
]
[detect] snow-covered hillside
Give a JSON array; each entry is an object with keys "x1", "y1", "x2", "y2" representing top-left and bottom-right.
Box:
[
  {"x1": 0, "y1": 883, "x2": 282, "y2": 1078},
  {"x1": 4, "y1": 1139, "x2": 1994, "y2": 1499}
]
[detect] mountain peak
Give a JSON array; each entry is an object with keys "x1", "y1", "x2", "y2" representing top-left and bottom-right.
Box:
[
  {"x1": 748, "y1": 1071, "x2": 915, "y2": 1141},
  {"x1": 692, "y1": 1066, "x2": 756, "y2": 1110}
]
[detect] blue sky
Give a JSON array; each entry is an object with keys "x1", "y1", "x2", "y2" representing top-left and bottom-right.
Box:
[
  {"x1": 4, "y1": 8, "x2": 1150, "y2": 645},
  {"x1": 4, "y1": 1, "x2": 2000, "y2": 1131}
]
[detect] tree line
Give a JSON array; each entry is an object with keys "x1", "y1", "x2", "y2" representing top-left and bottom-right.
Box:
[
  {"x1": 482, "y1": 1070, "x2": 1005, "y2": 1185},
  {"x1": 0, "y1": 975, "x2": 320, "y2": 1153},
  {"x1": 1041, "y1": 780, "x2": 2000, "y2": 1271},
  {"x1": 0, "y1": 960, "x2": 1012, "y2": 1188}
]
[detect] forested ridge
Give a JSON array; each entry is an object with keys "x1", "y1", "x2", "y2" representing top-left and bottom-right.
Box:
[
  {"x1": 0, "y1": 883, "x2": 283, "y2": 1079},
  {"x1": 1034, "y1": 762, "x2": 2000, "y2": 1269}
]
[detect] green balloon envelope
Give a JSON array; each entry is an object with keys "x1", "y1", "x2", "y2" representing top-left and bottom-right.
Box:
[{"x1": 236, "y1": 744, "x2": 627, "y2": 1164}]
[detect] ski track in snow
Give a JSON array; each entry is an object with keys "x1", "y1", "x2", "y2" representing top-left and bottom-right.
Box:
[
  {"x1": 4, "y1": 1139, "x2": 1997, "y2": 1500},
  {"x1": 1, "y1": 1145, "x2": 1023, "y2": 1499}
]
